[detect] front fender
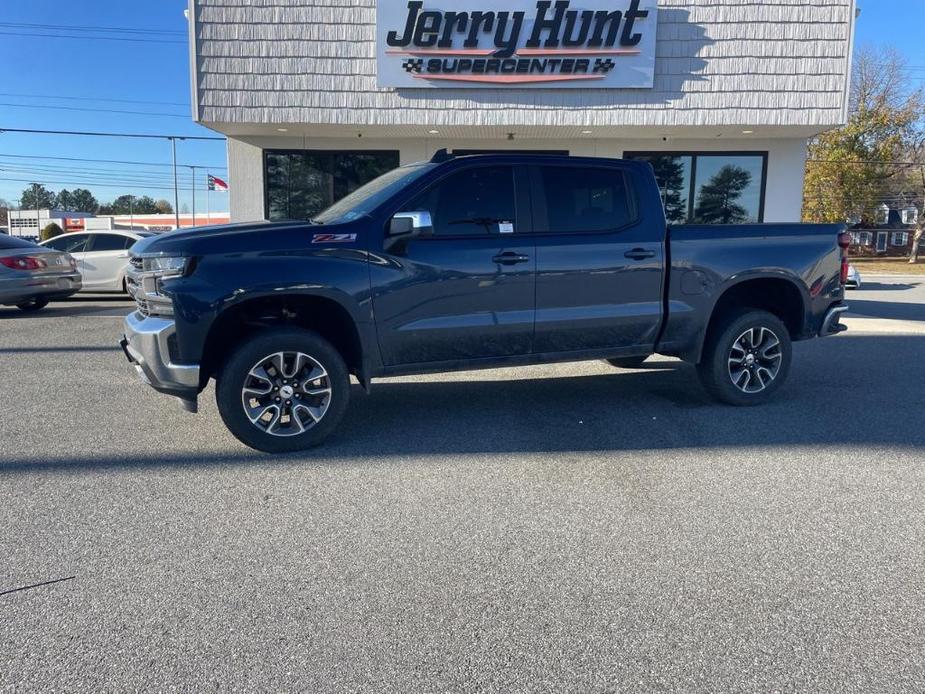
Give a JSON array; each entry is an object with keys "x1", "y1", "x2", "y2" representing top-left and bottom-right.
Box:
[{"x1": 164, "y1": 248, "x2": 378, "y2": 371}]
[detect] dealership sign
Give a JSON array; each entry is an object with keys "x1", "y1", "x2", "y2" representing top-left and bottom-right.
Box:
[{"x1": 377, "y1": 0, "x2": 657, "y2": 88}]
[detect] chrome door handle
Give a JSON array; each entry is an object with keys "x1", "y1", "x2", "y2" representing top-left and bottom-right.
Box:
[
  {"x1": 624, "y1": 248, "x2": 656, "y2": 260},
  {"x1": 492, "y1": 252, "x2": 530, "y2": 265}
]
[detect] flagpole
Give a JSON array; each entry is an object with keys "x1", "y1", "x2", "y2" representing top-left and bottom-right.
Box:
[{"x1": 206, "y1": 170, "x2": 211, "y2": 225}]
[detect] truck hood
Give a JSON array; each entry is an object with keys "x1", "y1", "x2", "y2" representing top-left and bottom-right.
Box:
[{"x1": 130, "y1": 220, "x2": 350, "y2": 257}]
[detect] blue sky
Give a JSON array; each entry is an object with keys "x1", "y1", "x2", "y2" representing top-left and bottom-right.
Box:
[
  {"x1": 0, "y1": 1, "x2": 923, "y2": 213},
  {"x1": 0, "y1": 0, "x2": 227, "y2": 213}
]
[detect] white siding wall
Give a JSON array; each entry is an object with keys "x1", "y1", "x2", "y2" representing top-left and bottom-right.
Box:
[
  {"x1": 193, "y1": 0, "x2": 855, "y2": 129},
  {"x1": 229, "y1": 135, "x2": 807, "y2": 223}
]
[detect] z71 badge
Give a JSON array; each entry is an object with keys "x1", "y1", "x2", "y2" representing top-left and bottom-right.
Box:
[{"x1": 312, "y1": 233, "x2": 358, "y2": 244}]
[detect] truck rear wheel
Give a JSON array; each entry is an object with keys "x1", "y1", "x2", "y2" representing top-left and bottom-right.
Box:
[
  {"x1": 216, "y1": 328, "x2": 350, "y2": 453},
  {"x1": 697, "y1": 309, "x2": 792, "y2": 406}
]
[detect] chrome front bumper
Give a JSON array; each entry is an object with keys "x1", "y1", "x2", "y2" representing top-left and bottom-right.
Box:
[
  {"x1": 121, "y1": 311, "x2": 200, "y2": 398},
  {"x1": 819, "y1": 304, "x2": 849, "y2": 337}
]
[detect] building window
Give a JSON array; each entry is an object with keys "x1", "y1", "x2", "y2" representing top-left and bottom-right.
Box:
[
  {"x1": 264, "y1": 150, "x2": 400, "y2": 221},
  {"x1": 902, "y1": 206, "x2": 919, "y2": 225},
  {"x1": 875, "y1": 204, "x2": 890, "y2": 225},
  {"x1": 624, "y1": 152, "x2": 767, "y2": 224},
  {"x1": 856, "y1": 232, "x2": 873, "y2": 246},
  {"x1": 891, "y1": 232, "x2": 909, "y2": 247}
]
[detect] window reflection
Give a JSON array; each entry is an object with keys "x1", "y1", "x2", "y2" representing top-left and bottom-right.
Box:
[
  {"x1": 264, "y1": 150, "x2": 400, "y2": 221},
  {"x1": 626, "y1": 152, "x2": 765, "y2": 224},
  {"x1": 692, "y1": 156, "x2": 764, "y2": 224}
]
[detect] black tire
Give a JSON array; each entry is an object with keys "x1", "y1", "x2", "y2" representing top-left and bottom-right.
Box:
[
  {"x1": 697, "y1": 309, "x2": 792, "y2": 406},
  {"x1": 216, "y1": 328, "x2": 350, "y2": 453},
  {"x1": 605, "y1": 356, "x2": 649, "y2": 369},
  {"x1": 16, "y1": 297, "x2": 49, "y2": 312}
]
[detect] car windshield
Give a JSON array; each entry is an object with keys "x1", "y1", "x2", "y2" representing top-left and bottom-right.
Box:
[
  {"x1": 312, "y1": 163, "x2": 436, "y2": 225},
  {"x1": 0, "y1": 234, "x2": 39, "y2": 250}
]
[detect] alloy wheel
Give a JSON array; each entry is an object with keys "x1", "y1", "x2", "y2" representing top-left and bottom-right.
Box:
[
  {"x1": 241, "y1": 351, "x2": 332, "y2": 437},
  {"x1": 727, "y1": 327, "x2": 783, "y2": 394}
]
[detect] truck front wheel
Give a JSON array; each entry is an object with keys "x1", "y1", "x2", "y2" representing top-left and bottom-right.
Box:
[
  {"x1": 697, "y1": 309, "x2": 792, "y2": 406},
  {"x1": 216, "y1": 328, "x2": 350, "y2": 453}
]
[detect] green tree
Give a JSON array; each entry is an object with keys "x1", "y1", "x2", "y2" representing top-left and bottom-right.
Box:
[
  {"x1": 55, "y1": 189, "x2": 74, "y2": 211},
  {"x1": 0, "y1": 198, "x2": 11, "y2": 228},
  {"x1": 693, "y1": 165, "x2": 753, "y2": 224},
  {"x1": 803, "y1": 47, "x2": 924, "y2": 225},
  {"x1": 40, "y1": 222, "x2": 64, "y2": 241},
  {"x1": 98, "y1": 194, "x2": 159, "y2": 215},
  {"x1": 647, "y1": 155, "x2": 690, "y2": 223},
  {"x1": 70, "y1": 189, "x2": 99, "y2": 213},
  {"x1": 154, "y1": 199, "x2": 173, "y2": 214},
  {"x1": 20, "y1": 183, "x2": 56, "y2": 210}
]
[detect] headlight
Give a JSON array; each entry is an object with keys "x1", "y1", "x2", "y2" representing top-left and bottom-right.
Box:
[{"x1": 141, "y1": 256, "x2": 189, "y2": 276}]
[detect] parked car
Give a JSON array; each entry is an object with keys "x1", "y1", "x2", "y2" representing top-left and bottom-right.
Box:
[
  {"x1": 0, "y1": 234, "x2": 81, "y2": 311},
  {"x1": 121, "y1": 152, "x2": 850, "y2": 453},
  {"x1": 40, "y1": 230, "x2": 153, "y2": 293},
  {"x1": 845, "y1": 264, "x2": 862, "y2": 289}
]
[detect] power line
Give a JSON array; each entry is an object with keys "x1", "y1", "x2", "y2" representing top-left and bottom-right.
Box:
[
  {"x1": 0, "y1": 152, "x2": 226, "y2": 169},
  {"x1": 0, "y1": 92, "x2": 190, "y2": 107},
  {"x1": 0, "y1": 176, "x2": 209, "y2": 192},
  {"x1": 0, "y1": 163, "x2": 201, "y2": 185},
  {"x1": 807, "y1": 159, "x2": 925, "y2": 166},
  {"x1": 0, "y1": 30, "x2": 186, "y2": 44},
  {"x1": 0, "y1": 127, "x2": 224, "y2": 141},
  {"x1": 0, "y1": 102, "x2": 189, "y2": 118},
  {"x1": 0, "y1": 21, "x2": 185, "y2": 35}
]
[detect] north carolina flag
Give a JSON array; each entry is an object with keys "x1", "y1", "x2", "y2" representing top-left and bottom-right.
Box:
[{"x1": 208, "y1": 174, "x2": 229, "y2": 192}]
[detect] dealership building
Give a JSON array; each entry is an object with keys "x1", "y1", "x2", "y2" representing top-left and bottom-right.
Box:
[{"x1": 188, "y1": 0, "x2": 857, "y2": 225}]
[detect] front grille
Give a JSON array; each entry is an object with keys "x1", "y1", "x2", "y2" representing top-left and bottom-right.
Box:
[{"x1": 125, "y1": 258, "x2": 149, "y2": 316}]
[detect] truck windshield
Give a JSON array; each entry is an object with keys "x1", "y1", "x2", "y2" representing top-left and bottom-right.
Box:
[{"x1": 312, "y1": 163, "x2": 436, "y2": 225}]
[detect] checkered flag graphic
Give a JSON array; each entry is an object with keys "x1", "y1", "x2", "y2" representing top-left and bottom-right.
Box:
[
  {"x1": 593, "y1": 58, "x2": 616, "y2": 74},
  {"x1": 403, "y1": 59, "x2": 424, "y2": 73}
]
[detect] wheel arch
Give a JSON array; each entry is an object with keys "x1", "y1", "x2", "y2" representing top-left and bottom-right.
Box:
[
  {"x1": 200, "y1": 291, "x2": 373, "y2": 390},
  {"x1": 694, "y1": 274, "x2": 808, "y2": 364}
]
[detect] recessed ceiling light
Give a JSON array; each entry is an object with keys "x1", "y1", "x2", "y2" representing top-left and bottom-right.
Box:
[
  {"x1": 742, "y1": 130, "x2": 754, "y2": 134},
  {"x1": 581, "y1": 130, "x2": 593, "y2": 134},
  {"x1": 276, "y1": 128, "x2": 288, "y2": 132},
  {"x1": 428, "y1": 129, "x2": 439, "y2": 134}
]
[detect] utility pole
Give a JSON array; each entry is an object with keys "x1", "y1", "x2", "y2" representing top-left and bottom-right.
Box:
[
  {"x1": 33, "y1": 184, "x2": 41, "y2": 239},
  {"x1": 129, "y1": 194, "x2": 134, "y2": 230},
  {"x1": 189, "y1": 165, "x2": 198, "y2": 226},
  {"x1": 170, "y1": 137, "x2": 181, "y2": 229}
]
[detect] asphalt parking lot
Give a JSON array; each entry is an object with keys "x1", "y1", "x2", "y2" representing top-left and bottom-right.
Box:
[{"x1": 2, "y1": 278, "x2": 924, "y2": 692}]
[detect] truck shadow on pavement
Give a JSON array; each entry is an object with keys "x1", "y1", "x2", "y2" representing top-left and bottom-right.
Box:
[
  {"x1": 0, "y1": 333, "x2": 923, "y2": 475},
  {"x1": 847, "y1": 299, "x2": 925, "y2": 322}
]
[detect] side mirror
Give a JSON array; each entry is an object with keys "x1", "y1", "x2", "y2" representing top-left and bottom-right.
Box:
[
  {"x1": 390, "y1": 210, "x2": 432, "y2": 237},
  {"x1": 386, "y1": 210, "x2": 432, "y2": 251}
]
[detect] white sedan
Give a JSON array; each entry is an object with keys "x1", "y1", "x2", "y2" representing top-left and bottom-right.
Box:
[
  {"x1": 40, "y1": 230, "x2": 153, "y2": 293},
  {"x1": 845, "y1": 264, "x2": 862, "y2": 290}
]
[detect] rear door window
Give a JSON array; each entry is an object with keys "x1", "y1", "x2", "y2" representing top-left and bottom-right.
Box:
[
  {"x1": 535, "y1": 166, "x2": 634, "y2": 233},
  {"x1": 88, "y1": 234, "x2": 130, "y2": 252},
  {"x1": 0, "y1": 235, "x2": 39, "y2": 250}
]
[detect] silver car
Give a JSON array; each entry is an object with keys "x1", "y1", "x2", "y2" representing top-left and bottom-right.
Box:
[
  {"x1": 0, "y1": 234, "x2": 82, "y2": 312},
  {"x1": 40, "y1": 230, "x2": 153, "y2": 293}
]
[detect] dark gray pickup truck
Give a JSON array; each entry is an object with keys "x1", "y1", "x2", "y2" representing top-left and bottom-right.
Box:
[{"x1": 121, "y1": 152, "x2": 850, "y2": 452}]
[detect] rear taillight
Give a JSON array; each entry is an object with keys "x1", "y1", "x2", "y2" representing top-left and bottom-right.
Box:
[
  {"x1": 0, "y1": 256, "x2": 48, "y2": 271},
  {"x1": 837, "y1": 231, "x2": 852, "y2": 285}
]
